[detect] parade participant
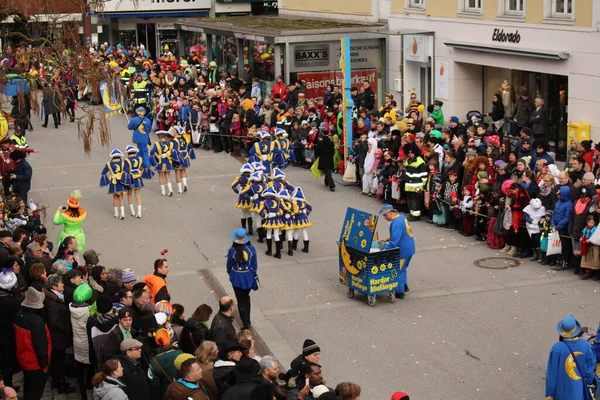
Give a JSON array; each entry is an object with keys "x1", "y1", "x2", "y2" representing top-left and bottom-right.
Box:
[
  {"x1": 546, "y1": 315, "x2": 596, "y2": 400},
  {"x1": 0, "y1": 137, "x2": 37, "y2": 196},
  {"x1": 227, "y1": 228, "x2": 258, "y2": 330},
  {"x1": 125, "y1": 145, "x2": 152, "y2": 219},
  {"x1": 53, "y1": 191, "x2": 86, "y2": 252},
  {"x1": 277, "y1": 189, "x2": 298, "y2": 256},
  {"x1": 290, "y1": 187, "x2": 312, "y2": 253},
  {"x1": 242, "y1": 171, "x2": 268, "y2": 242},
  {"x1": 9, "y1": 150, "x2": 32, "y2": 202},
  {"x1": 232, "y1": 163, "x2": 254, "y2": 234},
  {"x1": 170, "y1": 126, "x2": 192, "y2": 194},
  {"x1": 127, "y1": 107, "x2": 152, "y2": 168},
  {"x1": 257, "y1": 187, "x2": 283, "y2": 259},
  {"x1": 273, "y1": 128, "x2": 290, "y2": 169},
  {"x1": 377, "y1": 205, "x2": 416, "y2": 299},
  {"x1": 100, "y1": 149, "x2": 131, "y2": 220},
  {"x1": 270, "y1": 168, "x2": 295, "y2": 193},
  {"x1": 142, "y1": 251, "x2": 171, "y2": 303},
  {"x1": 150, "y1": 130, "x2": 174, "y2": 197},
  {"x1": 249, "y1": 131, "x2": 278, "y2": 175}
]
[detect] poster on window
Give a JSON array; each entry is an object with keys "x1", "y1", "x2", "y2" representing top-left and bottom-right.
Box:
[
  {"x1": 297, "y1": 69, "x2": 378, "y2": 102},
  {"x1": 435, "y1": 60, "x2": 449, "y2": 100}
]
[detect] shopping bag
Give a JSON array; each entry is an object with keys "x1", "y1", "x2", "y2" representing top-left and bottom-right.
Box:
[
  {"x1": 589, "y1": 226, "x2": 600, "y2": 246},
  {"x1": 546, "y1": 229, "x2": 562, "y2": 256},
  {"x1": 580, "y1": 234, "x2": 588, "y2": 256},
  {"x1": 502, "y1": 208, "x2": 513, "y2": 231},
  {"x1": 540, "y1": 235, "x2": 549, "y2": 253},
  {"x1": 493, "y1": 207, "x2": 508, "y2": 235},
  {"x1": 392, "y1": 179, "x2": 401, "y2": 201},
  {"x1": 191, "y1": 128, "x2": 201, "y2": 145},
  {"x1": 343, "y1": 161, "x2": 357, "y2": 183},
  {"x1": 310, "y1": 158, "x2": 323, "y2": 179},
  {"x1": 304, "y1": 148, "x2": 314, "y2": 164}
]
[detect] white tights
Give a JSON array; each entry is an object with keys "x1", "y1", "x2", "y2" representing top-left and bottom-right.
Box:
[{"x1": 293, "y1": 228, "x2": 309, "y2": 241}]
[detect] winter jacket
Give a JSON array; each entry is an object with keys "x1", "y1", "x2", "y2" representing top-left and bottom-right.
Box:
[
  {"x1": 148, "y1": 348, "x2": 184, "y2": 400},
  {"x1": 213, "y1": 359, "x2": 237, "y2": 397},
  {"x1": 13, "y1": 306, "x2": 52, "y2": 371},
  {"x1": 88, "y1": 314, "x2": 119, "y2": 369},
  {"x1": 315, "y1": 137, "x2": 335, "y2": 170},
  {"x1": 222, "y1": 378, "x2": 260, "y2": 400},
  {"x1": 209, "y1": 313, "x2": 236, "y2": 350},
  {"x1": 180, "y1": 318, "x2": 210, "y2": 354},
  {"x1": 43, "y1": 289, "x2": 72, "y2": 350},
  {"x1": 523, "y1": 198, "x2": 546, "y2": 235},
  {"x1": 103, "y1": 324, "x2": 136, "y2": 363},
  {"x1": 0, "y1": 291, "x2": 23, "y2": 372},
  {"x1": 513, "y1": 97, "x2": 534, "y2": 127},
  {"x1": 569, "y1": 198, "x2": 592, "y2": 238},
  {"x1": 164, "y1": 379, "x2": 209, "y2": 400},
  {"x1": 115, "y1": 355, "x2": 151, "y2": 400},
  {"x1": 552, "y1": 186, "x2": 574, "y2": 231},
  {"x1": 70, "y1": 302, "x2": 91, "y2": 364},
  {"x1": 93, "y1": 376, "x2": 129, "y2": 400}
]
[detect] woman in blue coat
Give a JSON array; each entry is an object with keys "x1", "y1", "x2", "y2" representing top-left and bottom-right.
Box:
[
  {"x1": 551, "y1": 185, "x2": 574, "y2": 270},
  {"x1": 227, "y1": 228, "x2": 258, "y2": 330}
]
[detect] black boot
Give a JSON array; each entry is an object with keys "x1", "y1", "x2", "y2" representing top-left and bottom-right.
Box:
[
  {"x1": 257, "y1": 228, "x2": 265, "y2": 243},
  {"x1": 292, "y1": 239, "x2": 298, "y2": 250},
  {"x1": 302, "y1": 240, "x2": 309, "y2": 253},
  {"x1": 274, "y1": 241, "x2": 282, "y2": 259},
  {"x1": 404, "y1": 284, "x2": 409, "y2": 292},
  {"x1": 530, "y1": 249, "x2": 539, "y2": 262},
  {"x1": 80, "y1": 388, "x2": 88, "y2": 400},
  {"x1": 247, "y1": 218, "x2": 254, "y2": 235},
  {"x1": 287, "y1": 241, "x2": 293, "y2": 256},
  {"x1": 241, "y1": 218, "x2": 247, "y2": 230},
  {"x1": 265, "y1": 239, "x2": 272, "y2": 256}
]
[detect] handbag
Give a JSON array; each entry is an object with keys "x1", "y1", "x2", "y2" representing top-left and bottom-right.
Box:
[
  {"x1": 494, "y1": 207, "x2": 508, "y2": 235},
  {"x1": 546, "y1": 229, "x2": 563, "y2": 256},
  {"x1": 343, "y1": 161, "x2": 357, "y2": 183},
  {"x1": 502, "y1": 208, "x2": 513, "y2": 231},
  {"x1": 252, "y1": 274, "x2": 260, "y2": 291},
  {"x1": 392, "y1": 179, "x2": 401, "y2": 201},
  {"x1": 310, "y1": 158, "x2": 324, "y2": 179},
  {"x1": 560, "y1": 342, "x2": 595, "y2": 400},
  {"x1": 540, "y1": 235, "x2": 549, "y2": 253}
]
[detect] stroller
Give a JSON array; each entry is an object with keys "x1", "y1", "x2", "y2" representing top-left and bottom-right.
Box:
[{"x1": 465, "y1": 110, "x2": 483, "y2": 127}]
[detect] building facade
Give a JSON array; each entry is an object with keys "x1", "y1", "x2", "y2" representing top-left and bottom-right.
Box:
[{"x1": 389, "y1": 0, "x2": 600, "y2": 154}]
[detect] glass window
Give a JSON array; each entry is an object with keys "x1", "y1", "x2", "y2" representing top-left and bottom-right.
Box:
[
  {"x1": 507, "y1": 0, "x2": 524, "y2": 12},
  {"x1": 408, "y1": 0, "x2": 424, "y2": 8},
  {"x1": 552, "y1": 0, "x2": 572, "y2": 16},
  {"x1": 465, "y1": 0, "x2": 482, "y2": 10}
]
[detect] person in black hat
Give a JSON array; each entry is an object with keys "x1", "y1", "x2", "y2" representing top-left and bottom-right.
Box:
[
  {"x1": 104, "y1": 308, "x2": 136, "y2": 361},
  {"x1": 135, "y1": 313, "x2": 160, "y2": 370},
  {"x1": 514, "y1": 89, "x2": 534, "y2": 130},
  {"x1": 221, "y1": 357, "x2": 261, "y2": 399},
  {"x1": 213, "y1": 340, "x2": 247, "y2": 397},
  {"x1": 280, "y1": 339, "x2": 322, "y2": 395},
  {"x1": 86, "y1": 295, "x2": 118, "y2": 369}
]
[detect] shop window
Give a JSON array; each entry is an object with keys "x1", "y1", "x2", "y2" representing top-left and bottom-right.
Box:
[
  {"x1": 543, "y1": 0, "x2": 573, "y2": 22},
  {"x1": 503, "y1": 0, "x2": 524, "y2": 14},
  {"x1": 405, "y1": 0, "x2": 425, "y2": 11},
  {"x1": 459, "y1": 0, "x2": 483, "y2": 16}
]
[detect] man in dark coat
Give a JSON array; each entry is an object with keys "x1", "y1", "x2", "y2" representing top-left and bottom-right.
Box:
[
  {"x1": 315, "y1": 131, "x2": 336, "y2": 191},
  {"x1": 513, "y1": 90, "x2": 534, "y2": 130},
  {"x1": 0, "y1": 267, "x2": 22, "y2": 387},
  {"x1": 116, "y1": 338, "x2": 151, "y2": 400},
  {"x1": 210, "y1": 296, "x2": 236, "y2": 350},
  {"x1": 360, "y1": 81, "x2": 375, "y2": 111},
  {"x1": 10, "y1": 150, "x2": 32, "y2": 202},
  {"x1": 41, "y1": 86, "x2": 61, "y2": 128},
  {"x1": 529, "y1": 97, "x2": 548, "y2": 140},
  {"x1": 0, "y1": 230, "x2": 11, "y2": 266},
  {"x1": 222, "y1": 357, "x2": 261, "y2": 399},
  {"x1": 213, "y1": 340, "x2": 246, "y2": 397}
]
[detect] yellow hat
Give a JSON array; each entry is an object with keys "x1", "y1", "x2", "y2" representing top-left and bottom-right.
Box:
[
  {"x1": 174, "y1": 353, "x2": 195, "y2": 371},
  {"x1": 164, "y1": 44, "x2": 169, "y2": 50}
]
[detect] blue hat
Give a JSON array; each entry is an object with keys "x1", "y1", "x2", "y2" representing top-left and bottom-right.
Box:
[
  {"x1": 231, "y1": 228, "x2": 250, "y2": 244},
  {"x1": 277, "y1": 189, "x2": 291, "y2": 199},
  {"x1": 272, "y1": 168, "x2": 285, "y2": 180},
  {"x1": 110, "y1": 149, "x2": 124, "y2": 158},
  {"x1": 125, "y1": 145, "x2": 139, "y2": 154},
  {"x1": 240, "y1": 163, "x2": 253, "y2": 174},
  {"x1": 557, "y1": 315, "x2": 582, "y2": 338},
  {"x1": 174, "y1": 126, "x2": 185, "y2": 135},
  {"x1": 249, "y1": 172, "x2": 262, "y2": 182},
  {"x1": 259, "y1": 131, "x2": 271, "y2": 139},
  {"x1": 251, "y1": 162, "x2": 265, "y2": 171},
  {"x1": 378, "y1": 204, "x2": 395, "y2": 216},
  {"x1": 155, "y1": 130, "x2": 170, "y2": 136},
  {"x1": 261, "y1": 187, "x2": 277, "y2": 197},
  {"x1": 274, "y1": 128, "x2": 286, "y2": 136},
  {"x1": 136, "y1": 107, "x2": 146, "y2": 116},
  {"x1": 292, "y1": 187, "x2": 306, "y2": 201},
  {"x1": 450, "y1": 116, "x2": 459, "y2": 123}
]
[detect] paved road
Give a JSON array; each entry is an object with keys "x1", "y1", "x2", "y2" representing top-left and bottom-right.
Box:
[{"x1": 26, "y1": 111, "x2": 600, "y2": 400}]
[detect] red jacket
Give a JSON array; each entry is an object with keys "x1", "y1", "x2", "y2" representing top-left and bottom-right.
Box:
[
  {"x1": 583, "y1": 150, "x2": 594, "y2": 170},
  {"x1": 13, "y1": 307, "x2": 52, "y2": 371},
  {"x1": 271, "y1": 81, "x2": 288, "y2": 102}
]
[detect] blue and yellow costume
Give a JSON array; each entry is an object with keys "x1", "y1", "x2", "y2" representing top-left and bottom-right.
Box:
[
  {"x1": 240, "y1": 171, "x2": 268, "y2": 242},
  {"x1": 270, "y1": 168, "x2": 295, "y2": 193},
  {"x1": 258, "y1": 186, "x2": 283, "y2": 258},
  {"x1": 273, "y1": 128, "x2": 290, "y2": 169},
  {"x1": 233, "y1": 163, "x2": 254, "y2": 210},
  {"x1": 381, "y1": 206, "x2": 416, "y2": 296},
  {"x1": 99, "y1": 149, "x2": 131, "y2": 194},
  {"x1": 291, "y1": 187, "x2": 312, "y2": 253},
  {"x1": 125, "y1": 145, "x2": 153, "y2": 189},
  {"x1": 150, "y1": 132, "x2": 174, "y2": 172},
  {"x1": 546, "y1": 316, "x2": 596, "y2": 400},
  {"x1": 171, "y1": 126, "x2": 192, "y2": 169},
  {"x1": 227, "y1": 228, "x2": 258, "y2": 328},
  {"x1": 248, "y1": 131, "x2": 280, "y2": 174},
  {"x1": 128, "y1": 107, "x2": 152, "y2": 168},
  {"x1": 278, "y1": 188, "x2": 299, "y2": 256}
]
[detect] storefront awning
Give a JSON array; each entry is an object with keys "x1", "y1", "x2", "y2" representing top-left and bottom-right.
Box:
[{"x1": 444, "y1": 41, "x2": 569, "y2": 60}]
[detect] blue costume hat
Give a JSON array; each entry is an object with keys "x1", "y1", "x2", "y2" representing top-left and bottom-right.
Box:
[
  {"x1": 174, "y1": 126, "x2": 185, "y2": 135},
  {"x1": 261, "y1": 187, "x2": 277, "y2": 197},
  {"x1": 155, "y1": 130, "x2": 170, "y2": 136},
  {"x1": 259, "y1": 131, "x2": 271, "y2": 140},
  {"x1": 277, "y1": 189, "x2": 291, "y2": 199},
  {"x1": 125, "y1": 145, "x2": 139, "y2": 154},
  {"x1": 110, "y1": 149, "x2": 124, "y2": 158},
  {"x1": 252, "y1": 162, "x2": 265, "y2": 171},
  {"x1": 231, "y1": 228, "x2": 250, "y2": 244},
  {"x1": 557, "y1": 315, "x2": 582, "y2": 338},
  {"x1": 240, "y1": 163, "x2": 253, "y2": 174},
  {"x1": 274, "y1": 128, "x2": 286, "y2": 136},
  {"x1": 135, "y1": 107, "x2": 146, "y2": 116},
  {"x1": 292, "y1": 187, "x2": 306, "y2": 201},
  {"x1": 379, "y1": 204, "x2": 396, "y2": 216},
  {"x1": 272, "y1": 168, "x2": 285, "y2": 180},
  {"x1": 249, "y1": 172, "x2": 262, "y2": 182}
]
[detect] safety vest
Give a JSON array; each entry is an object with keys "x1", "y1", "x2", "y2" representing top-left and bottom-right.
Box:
[
  {"x1": 142, "y1": 273, "x2": 169, "y2": 303},
  {"x1": 404, "y1": 156, "x2": 427, "y2": 192},
  {"x1": 132, "y1": 81, "x2": 148, "y2": 104},
  {"x1": 10, "y1": 134, "x2": 26, "y2": 148}
]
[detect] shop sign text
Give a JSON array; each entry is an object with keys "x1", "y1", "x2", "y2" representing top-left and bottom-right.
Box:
[
  {"x1": 293, "y1": 45, "x2": 329, "y2": 68},
  {"x1": 492, "y1": 28, "x2": 521, "y2": 44}
]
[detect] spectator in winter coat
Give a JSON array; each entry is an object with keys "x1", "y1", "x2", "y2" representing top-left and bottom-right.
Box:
[
  {"x1": 209, "y1": 296, "x2": 236, "y2": 350},
  {"x1": 221, "y1": 357, "x2": 261, "y2": 399},
  {"x1": 513, "y1": 90, "x2": 534, "y2": 129},
  {"x1": 91, "y1": 359, "x2": 129, "y2": 400},
  {"x1": 0, "y1": 266, "x2": 22, "y2": 388},
  {"x1": 213, "y1": 340, "x2": 247, "y2": 397},
  {"x1": 270, "y1": 76, "x2": 288, "y2": 102},
  {"x1": 532, "y1": 140, "x2": 554, "y2": 169},
  {"x1": 13, "y1": 287, "x2": 51, "y2": 400},
  {"x1": 104, "y1": 308, "x2": 136, "y2": 362},
  {"x1": 70, "y1": 283, "x2": 95, "y2": 399},
  {"x1": 360, "y1": 81, "x2": 375, "y2": 111},
  {"x1": 180, "y1": 304, "x2": 212, "y2": 354},
  {"x1": 115, "y1": 339, "x2": 151, "y2": 400},
  {"x1": 552, "y1": 185, "x2": 574, "y2": 270},
  {"x1": 164, "y1": 358, "x2": 208, "y2": 400}
]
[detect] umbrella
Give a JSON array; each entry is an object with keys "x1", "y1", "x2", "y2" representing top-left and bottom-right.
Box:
[{"x1": 2, "y1": 78, "x2": 29, "y2": 97}]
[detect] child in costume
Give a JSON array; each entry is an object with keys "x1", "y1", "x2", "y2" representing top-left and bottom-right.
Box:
[
  {"x1": 125, "y1": 145, "x2": 152, "y2": 218},
  {"x1": 170, "y1": 126, "x2": 192, "y2": 194},
  {"x1": 332, "y1": 134, "x2": 342, "y2": 173},
  {"x1": 232, "y1": 163, "x2": 254, "y2": 233},
  {"x1": 150, "y1": 130, "x2": 174, "y2": 196},
  {"x1": 53, "y1": 190, "x2": 87, "y2": 251},
  {"x1": 459, "y1": 185, "x2": 474, "y2": 236},
  {"x1": 258, "y1": 187, "x2": 283, "y2": 259},
  {"x1": 429, "y1": 176, "x2": 447, "y2": 227},
  {"x1": 273, "y1": 128, "x2": 290, "y2": 169},
  {"x1": 291, "y1": 187, "x2": 312, "y2": 253},
  {"x1": 100, "y1": 149, "x2": 131, "y2": 219},
  {"x1": 270, "y1": 168, "x2": 295, "y2": 194},
  {"x1": 448, "y1": 192, "x2": 462, "y2": 230},
  {"x1": 278, "y1": 189, "x2": 298, "y2": 256},
  {"x1": 241, "y1": 171, "x2": 268, "y2": 242}
]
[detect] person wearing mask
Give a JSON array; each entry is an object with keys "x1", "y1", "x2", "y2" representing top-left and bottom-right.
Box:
[
  {"x1": 91, "y1": 359, "x2": 128, "y2": 400},
  {"x1": 209, "y1": 296, "x2": 236, "y2": 350},
  {"x1": 164, "y1": 358, "x2": 208, "y2": 400},
  {"x1": 13, "y1": 287, "x2": 51, "y2": 400},
  {"x1": 0, "y1": 267, "x2": 21, "y2": 388},
  {"x1": 115, "y1": 339, "x2": 151, "y2": 400},
  {"x1": 43, "y1": 274, "x2": 75, "y2": 394}
]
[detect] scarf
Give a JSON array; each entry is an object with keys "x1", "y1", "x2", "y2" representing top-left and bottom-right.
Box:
[
  {"x1": 52, "y1": 289, "x2": 65, "y2": 302},
  {"x1": 539, "y1": 183, "x2": 554, "y2": 197}
]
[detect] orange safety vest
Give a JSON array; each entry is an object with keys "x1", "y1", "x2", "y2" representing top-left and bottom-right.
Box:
[{"x1": 142, "y1": 273, "x2": 169, "y2": 303}]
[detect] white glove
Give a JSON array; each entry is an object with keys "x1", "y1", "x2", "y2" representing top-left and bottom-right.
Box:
[{"x1": 161, "y1": 154, "x2": 167, "y2": 159}]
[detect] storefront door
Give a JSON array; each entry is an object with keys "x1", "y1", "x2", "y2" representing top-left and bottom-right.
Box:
[{"x1": 137, "y1": 23, "x2": 156, "y2": 59}]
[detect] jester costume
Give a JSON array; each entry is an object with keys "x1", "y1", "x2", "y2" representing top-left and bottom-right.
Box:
[
  {"x1": 248, "y1": 131, "x2": 280, "y2": 174},
  {"x1": 53, "y1": 192, "x2": 87, "y2": 252},
  {"x1": 278, "y1": 189, "x2": 298, "y2": 256},
  {"x1": 128, "y1": 107, "x2": 152, "y2": 168},
  {"x1": 240, "y1": 171, "x2": 268, "y2": 242},
  {"x1": 273, "y1": 128, "x2": 290, "y2": 169},
  {"x1": 150, "y1": 137, "x2": 174, "y2": 172}
]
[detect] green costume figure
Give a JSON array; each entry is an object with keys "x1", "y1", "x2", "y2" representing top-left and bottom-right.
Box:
[{"x1": 53, "y1": 190, "x2": 86, "y2": 252}]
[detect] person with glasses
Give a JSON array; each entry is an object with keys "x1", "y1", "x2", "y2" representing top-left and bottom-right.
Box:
[
  {"x1": 115, "y1": 339, "x2": 150, "y2": 400},
  {"x1": 533, "y1": 140, "x2": 554, "y2": 169}
]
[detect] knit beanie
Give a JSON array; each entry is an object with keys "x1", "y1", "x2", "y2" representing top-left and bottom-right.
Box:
[
  {"x1": 391, "y1": 392, "x2": 410, "y2": 400},
  {"x1": 96, "y1": 295, "x2": 113, "y2": 314},
  {"x1": 302, "y1": 339, "x2": 320, "y2": 356},
  {"x1": 121, "y1": 268, "x2": 137, "y2": 284}
]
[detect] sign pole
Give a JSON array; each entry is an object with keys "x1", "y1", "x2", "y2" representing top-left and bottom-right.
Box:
[{"x1": 340, "y1": 36, "x2": 354, "y2": 164}]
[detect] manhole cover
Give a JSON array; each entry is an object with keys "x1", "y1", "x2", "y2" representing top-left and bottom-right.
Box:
[{"x1": 474, "y1": 257, "x2": 521, "y2": 269}]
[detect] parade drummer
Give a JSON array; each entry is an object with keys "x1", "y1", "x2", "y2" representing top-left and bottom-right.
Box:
[
  {"x1": 374, "y1": 204, "x2": 416, "y2": 299},
  {"x1": 128, "y1": 107, "x2": 152, "y2": 168}
]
